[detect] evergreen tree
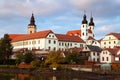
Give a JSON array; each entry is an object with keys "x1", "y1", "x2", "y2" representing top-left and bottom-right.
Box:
[{"x1": 0, "y1": 34, "x2": 13, "y2": 59}]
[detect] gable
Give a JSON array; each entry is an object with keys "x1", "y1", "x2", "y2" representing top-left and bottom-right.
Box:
[
  {"x1": 46, "y1": 33, "x2": 57, "y2": 39},
  {"x1": 102, "y1": 35, "x2": 118, "y2": 41}
]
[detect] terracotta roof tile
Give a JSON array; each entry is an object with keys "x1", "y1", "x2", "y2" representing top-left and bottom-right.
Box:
[
  {"x1": 69, "y1": 47, "x2": 84, "y2": 52},
  {"x1": 106, "y1": 33, "x2": 120, "y2": 39},
  {"x1": 55, "y1": 34, "x2": 84, "y2": 43},
  {"x1": 9, "y1": 34, "x2": 26, "y2": 40},
  {"x1": 11, "y1": 30, "x2": 53, "y2": 42},
  {"x1": 66, "y1": 30, "x2": 81, "y2": 36},
  {"x1": 88, "y1": 36, "x2": 95, "y2": 40},
  {"x1": 104, "y1": 48, "x2": 120, "y2": 56}
]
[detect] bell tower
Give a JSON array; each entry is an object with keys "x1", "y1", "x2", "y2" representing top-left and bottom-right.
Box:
[
  {"x1": 81, "y1": 13, "x2": 88, "y2": 41},
  {"x1": 88, "y1": 13, "x2": 95, "y2": 38},
  {"x1": 28, "y1": 13, "x2": 37, "y2": 34}
]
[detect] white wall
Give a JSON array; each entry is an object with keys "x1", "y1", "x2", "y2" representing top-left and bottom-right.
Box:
[
  {"x1": 100, "y1": 50, "x2": 113, "y2": 63},
  {"x1": 101, "y1": 35, "x2": 119, "y2": 49}
]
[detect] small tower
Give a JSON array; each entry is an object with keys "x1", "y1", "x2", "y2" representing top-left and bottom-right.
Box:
[
  {"x1": 88, "y1": 14, "x2": 94, "y2": 38},
  {"x1": 81, "y1": 13, "x2": 88, "y2": 41},
  {"x1": 27, "y1": 13, "x2": 37, "y2": 34}
]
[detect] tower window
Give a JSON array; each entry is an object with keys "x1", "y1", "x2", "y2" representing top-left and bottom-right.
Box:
[
  {"x1": 83, "y1": 25, "x2": 84, "y2": 28},
  {"x1": 86, "y1": 33, "x2": 88, "y2": 36},
  {"x1": 30, "y1": 31, "x2": 32, "y2": 34},
  {"x1": 90, "y1": 27, "x2": 91, "y2": 30},
  {"x1": 82, "y1": 32, "x2": 84, "y2": 36}
]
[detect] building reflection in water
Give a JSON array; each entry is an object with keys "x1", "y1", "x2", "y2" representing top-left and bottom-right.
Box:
[{"x1": 52, "y1": 76, "x2": 56, "y2": 80}]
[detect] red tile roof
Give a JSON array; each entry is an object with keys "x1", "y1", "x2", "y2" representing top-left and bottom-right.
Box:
[
  {"x1": 88, "y1": 36, "x2": 95, "y2": 40},
  {"x1": 55, "y1": 34, "x2": 84, "y2": 42},
  {"x1": 9, "y1": 34, "x2": 26, "y2": 40},
  {"x1": 10, "y1": 30, "x2": 84, "y2": 43},
  {"x1": 10, "y1": 30, "x2": 53, "y2": 42},
  {"x1": 66, "y1": 30, "x2": 81, "y2": 36},
  {"x1": 104, "y1": 48, "x2": 120, "y2": 56},
  {"x1": 69, "y1": 47, "x2": 84, "y2": 52},
  {"x1": 106, "y1": 33, "x2": 120, "y2": 39}
]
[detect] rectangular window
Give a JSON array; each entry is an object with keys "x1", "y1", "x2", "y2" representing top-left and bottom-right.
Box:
[
  {"x1": 80, "y1": 44, "x2": 83, "y2": 47},
  {"x1": 107, "y1": 57, "x2": 109, "y2": 61},
  {"x1": 93, "y1": 52, "x2": 95, "y2": 56},
  {"x1": 54, "y1": 40, "x2": 56, "y2": 44},
  {"x1": 59, "y1": 42, "x2": 61, "y2": 46},
  {"x1": 102, "y1": 57, "x2": 104, "y2": 61},
  {"x1": 114, "y1": 41, "x2": 116, "y2": 44},
  {"x1": 38, "y1": 40, "x2": 40, "y2": 44},
  {"x1": 49, "y1": 40, "x2": 51, "y2": 44},
  {"x1": 70, "y1": 43, "x2": 72, "y2": 46}
]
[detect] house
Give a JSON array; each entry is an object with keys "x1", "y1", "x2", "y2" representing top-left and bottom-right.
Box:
[
  {"x1": 100, "y1": 47, "x2": 120, "y2": 63},
  {"x1": 101, "y1": 33, "x2": 120, "y2": 49},
  {"x1": 68, "y1": 45, "x2": 102, "y2": 63},
  {"x1": 87, "y1": 45, "x2": 102, "y2": 62}
]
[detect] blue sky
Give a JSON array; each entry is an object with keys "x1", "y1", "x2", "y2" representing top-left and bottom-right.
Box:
[{"x1": 0, "y1": 0, "x2": 120, "y2": 39}]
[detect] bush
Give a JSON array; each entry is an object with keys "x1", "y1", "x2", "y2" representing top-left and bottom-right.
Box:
[{"x1": 57, "y1": 66, "x2": 73, "y2": 71}]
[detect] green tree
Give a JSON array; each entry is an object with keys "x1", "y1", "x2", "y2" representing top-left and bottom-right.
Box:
[
  {"x1": 16, "y1": 50, "x2": 35, "y2": 64},
  {"x1": 45, "y1": 51, "x2": 64, "y2": 68},
  {"x1": 24, "y1": 50, "x2": 35, "y2": 63},
  {"x1": 65, "y1": 51, "x2": 80, "y2": 64},
  {"x1": 0, "y1": 34, "x2": 13, "y2": 59},
  {"x1": 16, "y1": 52, "x2": 25, "y2": 64}
]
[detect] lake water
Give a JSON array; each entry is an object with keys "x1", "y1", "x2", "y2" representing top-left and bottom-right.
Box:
[{"x1": 0, "y1": 73, "x2": 88, "y2": 80}]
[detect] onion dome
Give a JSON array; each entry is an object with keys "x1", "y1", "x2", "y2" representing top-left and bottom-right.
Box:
[
  {"x1": 89, "y1": 17, "x2": 94, "y2": 26},
  {"x1": 82, "y1": 14, "x2": 88, "y2": 24}
]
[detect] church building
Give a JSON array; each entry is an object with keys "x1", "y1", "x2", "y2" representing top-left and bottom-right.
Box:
[{"x1": 9, "y1": 13, "x2": 86, "y2": 51}]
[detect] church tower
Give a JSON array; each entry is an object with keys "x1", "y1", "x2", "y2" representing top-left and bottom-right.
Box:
[
  {"x1": 88, "y1": 15, "x2": 94, "y2": 38},
  {"x1": 27, "y1": 13, "x2": 37, "y2": 34},
  {"x1": 81, "y1": 13, "x2": 88, "y2": 41}
]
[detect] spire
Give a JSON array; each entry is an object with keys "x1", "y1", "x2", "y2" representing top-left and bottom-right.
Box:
[
  {"x1": 28, "y1": 13, "x2": 36, "y2": 26},
  {"x1": 89, "y1": 12, "x2": 94, "y2": 26},
  {"x1": 82, "y1": 10, "x2": 88, "y2": 24}
]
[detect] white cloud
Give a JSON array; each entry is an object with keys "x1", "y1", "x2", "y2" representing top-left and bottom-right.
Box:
[{"x1": 0, "y1": 0, "x2": 62, "y2": 17}]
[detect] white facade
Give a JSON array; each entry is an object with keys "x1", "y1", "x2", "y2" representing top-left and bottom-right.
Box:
[
  {"x1": 115, "y1": 50, "x2": 120, "y2": 62},
  {"x1": 11, "y1": 32, "x2": 85, "y2": 51},
  {"x1": 101, "y1": 34, "x2": 120, "y2": 49},
  {"x1": 92, "y1": 40, "x2": 101, "y2": 47},
  {"x1": 82, "y1": 45, "x2": 101, "y2": 62},
  {"x1": 81, "y1": 24, "x2": 88, "y2": 41},
  {"x1": 100, "y1": 50, "x2": 114, "y2": 63},
  {"x1": 89, "y1": 52, "x2": 99, "y2": 62}
]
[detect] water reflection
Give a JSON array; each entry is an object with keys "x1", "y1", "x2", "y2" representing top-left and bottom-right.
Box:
[{"x1": 0, "y1": 73, "x2": 88, "y2": 80}]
